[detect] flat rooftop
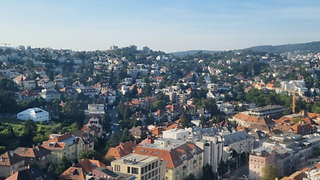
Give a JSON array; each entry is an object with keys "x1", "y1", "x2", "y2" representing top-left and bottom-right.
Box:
[
  {"x1": 113, "y1": 153, "x2": 159, "y2": 166},
  {"x1": 249, "y1": 105, "x2": 284, "y2": 112},
  {"x1": 140, "y1": 138, "x2": 186, "y2": 151}
]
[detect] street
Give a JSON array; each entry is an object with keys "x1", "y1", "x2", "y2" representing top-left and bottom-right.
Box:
[
  {"x1": 230, "y1": 165, "x2": 249, "y2": 180},
  {"x1": 107, "y1": 108, "x2": 121, "y2": 137},
  {"x1": 221, "y1": 165, "x2": 249, "y2": 180}
]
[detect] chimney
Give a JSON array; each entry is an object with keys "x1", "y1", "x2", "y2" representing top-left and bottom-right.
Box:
[
  {"x1": 9, "y1": 151, "x2": 13, "y2": 157},
  {"x1": 32, "y1": 144, "x2": 35, "y2": 149}
]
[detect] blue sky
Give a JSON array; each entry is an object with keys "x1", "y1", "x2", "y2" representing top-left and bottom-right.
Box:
[{"x1": 1, "y1": 0, "x2": 320, "y2": 52}]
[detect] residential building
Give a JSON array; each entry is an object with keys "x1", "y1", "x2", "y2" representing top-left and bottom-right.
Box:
[
  {"x1": 16, "y1": 108, "x2": 50, "y2": 122},
  {"x1": 59, "y1": 166, "x2": 86, "y2": 180},
  {"x1": 129, "y1": 126, "x2": 142, "y2": 139},
  {"x1": 0, "y1": 151, "x2": 25, "y2": 179},
  {"x1": 230, "y1": 112, "x2": 275, "y2": 128},
  {"x1": 16, "y1": 89, "x2": 39, "y2": 103},
  {"x1": 162, "y1": 129, "x2": 190, "y2": 140},
  {"x1": 223, "y1": 131, "x2": 254, "y2": 161},
  {"x1": 247, "y1": 105, "x2": 285, "y2": 118},
  {"x1": 39, "y1": 89, "x2": 61, "y2": 102},
  {"x1": 195, "y1": 136, "x2": 224, "y2": 174},
  {"x1": 106, "y1": 141, "x2": 137, "y2": 159},
  {"x1": 249, "y1": 147, "x2": 276, "y2": 180},
  {"x1": 134, "y1": 139, "x2": 203, "y2": 180},
  {"x1": 5, "y1": 167, "x2": 53, "y2": 180},
  {"x1": 111, "y1": 153, "x2": 165, "y2": 180},
  {"x1": 13, "y1": 145, "x2": 51, "y2": 170},
  {"x1": 75, "y1": 159, "x2": 106, "y2": 174},
  {"x1": 84, "y1": 104, "x2": 106, "y2": 116},
  {"x1": 41, "y1": 133, "x2": 86, "y2": 165}
]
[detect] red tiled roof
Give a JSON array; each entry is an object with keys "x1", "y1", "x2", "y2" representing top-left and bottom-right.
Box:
[
  {"x1": 75, "y1": 159, "x2": 106, "y2": 174},
  {"x1": 134, "y1": 142, "x2": 203, "y2": 169},
  {"x1": 106, "y1": 141, "x2": 137, "y2": 159}
]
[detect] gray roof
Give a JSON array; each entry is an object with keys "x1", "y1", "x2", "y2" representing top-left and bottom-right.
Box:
[
  {"x1": 224, "y1": 131, "x2": 254, "y2": 145},
  {"x1": 94, "y1": 167, "x2": 119, "y2": 178}
]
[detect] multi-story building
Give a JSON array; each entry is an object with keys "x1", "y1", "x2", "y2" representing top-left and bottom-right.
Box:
[
  {"x1": 222, "y1": 131, "x2": 254, "y2": 161},
  {"x1": 39, "y1": 89, "x2": 61, "y2": 102},
  {"x1": 41, "y1": 133, "x2": 87, "y2": 164},
  {"x1": 84, "y1": 104, "x2": 106, "y2": 116},
  {"x1": 247, "y1": 105, "x2": 285, "y2": 118},
  {"x1": 14, "y1": 145, "x2": 51, "y2": 170},
  {"x1": 195, "y1": 136, "x2": 224, "y2": 174},
  {"x1": 0, "y1": 151, "x2": 25, "y2": 179},
  {"x1": 249, "y1": 147, "x2": 276, "y2": 180},
  {"x1": 111, "y1": 153, "x2": 165, "y2": 180},
  {"x1": 162, "y1": 129, "x2": 189, "y2": 140},
  {"x1": 134, "y1": 139, "x2": 203, "y2": 180}
]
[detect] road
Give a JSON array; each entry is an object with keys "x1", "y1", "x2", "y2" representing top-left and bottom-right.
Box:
[
  {"x1": 107, "y1": 107, "x2": 121, "y2": 137},
  {"x1": 229, "y1": 165, "x2": 249, "y2": 180}
]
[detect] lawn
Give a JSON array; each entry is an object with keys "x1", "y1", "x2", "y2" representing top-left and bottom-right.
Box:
[{"x1": 0, "y1": 118, "x2": 52, "y2": 133}]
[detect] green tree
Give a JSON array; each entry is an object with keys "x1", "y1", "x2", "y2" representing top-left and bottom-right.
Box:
[
  {"x1": 0, "y1": 146, "x2": 6, "y2": 154},
  {"x1": 184, "y1": 173, "x2": 196, "y2": 180},
  {"x1": 78, "y1": 150, "x2": 102, "y2": 162},
  {"x1": 181, "y1": 113, "x2": 190, "y2": 128},
  {"x1": 120, "y1": 128, "x2": 134, "y2": 142},
  {"x1": 106, "y1": 133, "x2": 119, "y2": 150},
  {"x1": 202, "y1": 164, "x2": 215, "y2": 180},
  {"x1": 262, "y1": 164, "x2": 278, "y2": 180},
  {"x1": 55, "y1": 156, "x2": 71, "y2": 175}
]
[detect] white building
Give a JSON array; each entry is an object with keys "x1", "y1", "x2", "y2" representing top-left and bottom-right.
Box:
[
  {"x1": 195, "y1": 136, "x2": 224, "y2": 174},
  {"x1": 162, "y1": 129, "x2": 190, "y2": 140},
  {"x1": 17, "y1": 108, "x2": 49, "y2": 122},
  {"x1": 84, "y1": 104, "x2": 106, "y2": 116}
]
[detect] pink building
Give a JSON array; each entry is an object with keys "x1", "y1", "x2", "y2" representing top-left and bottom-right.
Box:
[{"x1": 249, "y1": 147, "x2": 276, "y2": 180}]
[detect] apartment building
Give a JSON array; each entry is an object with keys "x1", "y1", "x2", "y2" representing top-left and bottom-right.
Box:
[
  {"x1": 247, "y1": 105, "x2": 285, "y2": 118},
  {"x1": 111, "y1": 153, "x2": 165, "y2": 180},
  {"x1": 0, "y1": 151, "x2": 25, "y2": 179},
  {"x1": 249, "y1": 147, "x2": 276, "y2": 180},
  {"x1": 41, "y1": 133, "x2": 86, "y2": 165},
  {"x1": 134, "y1": 139, "x2": 203, "y2": 180}
]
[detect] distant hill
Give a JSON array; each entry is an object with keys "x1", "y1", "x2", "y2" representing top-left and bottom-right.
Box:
[
  {"x1": 171, "y1": 50, "x2": 218, "y2": 57},
  {"x1": 246, "y1": 41, "x2": 320, "y2": 54}
]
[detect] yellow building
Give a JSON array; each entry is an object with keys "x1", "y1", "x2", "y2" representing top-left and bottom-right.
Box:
[
  {"x1": 41, "y1": 133, "x2": 89, "y2": 164},
  {"x1": 134, "y1": 139, "x2": 203, "y2": 180},
  {"x1": 111, "y1": 153, "x2": 165, "y2": 180}
]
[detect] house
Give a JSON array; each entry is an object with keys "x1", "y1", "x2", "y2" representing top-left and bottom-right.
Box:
[
  {"x1": 129, "y1": 126, "x2": 142, "y2": 139},
  {"x1": 39, "y1": 89, "x2": 61, "y2": 102},
  {"x1": 75, "y1": 159, "x2": 107, "y2": 174},
  {"x1": 37, "y1": 79, "x2": 55, "y2": 90},
  {"x1": 5, "y1": 167, "x2": 53, "y2": 180},
  {"x1": 84, "y1": 104, "x2": 106, "y2": 116},
  {"x1": 59, "y1": 167, "x2": 86, "y2": 180},
  {"x1": 76, "y1": 87, "x2": 99, "y2": 98},
  {"x1": 165, "y1": 104, "x2": 181, "y2": 119},
  {"x1": 91, "y1": 167, "x2": 124, "y2": 180},
  {"x1": 106, "y1": 141, "x2": 137, "y2": 159},
  {"x1": 17, "y1": 108, "x2": 50, "y2": 122},
  {"x1": 0, "y1": 151, "x2": 25, "y2": 179},
  {"x1": 14, "y1": 145, "x2": 51, "y2": 170},
  {"x1": 16, "y1": 89, "x2": 39, "y2": 103},
  {"x1": 41, "y1": 133, "x2": 86, "y2": 164}
]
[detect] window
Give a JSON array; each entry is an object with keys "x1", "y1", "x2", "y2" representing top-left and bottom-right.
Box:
[
  {"x1": 141, "y1": 167, "x2": 144, "y2": 174},
  {"x1": 127, "y1": 167, "x2": 131, "y2": 173},
  {"x1": 132, "y1": 167, "x2": 138, "y2": 174}
]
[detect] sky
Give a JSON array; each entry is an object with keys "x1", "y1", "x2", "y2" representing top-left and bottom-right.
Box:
[{"x1": 1, "y1": 0, "x2": 320, "y2": 52}]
